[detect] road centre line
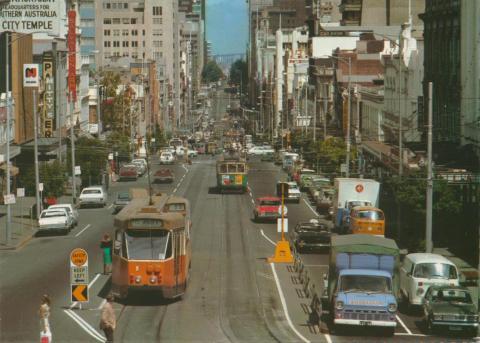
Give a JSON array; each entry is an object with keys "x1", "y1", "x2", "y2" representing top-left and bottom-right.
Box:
[
  {"x1": 107, "y1": 204, "x2": 113, "y2": 209},
  {"x1": 75, "y1": 224, "x2": 91, "y2": 237},
  {"x1": 396, "y1": 315, "x2": 412, "y2": 335},
  {"x1": 260, "y1": 229, "x2": 276, "y2": 246},
  {"x1": 182, "y1": 164, "x2": 188, "y2": 172},
  {"x1": 303, "y1": 198, "x2": 319, "y2": 217},
  {"x1": 270, "y1": 263, "x2": 311, "y2": 343},
  {"x1": 96, "y1": 299, "x2": 107, "y2": 310},
  {"x1": 64, "y1": 309, "x2": 105, "y2": 342}
]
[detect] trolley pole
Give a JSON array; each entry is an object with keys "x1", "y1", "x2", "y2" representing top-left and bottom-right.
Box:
[{"x1": 426, "y1": 82, "x2": 433, "y2": 253}]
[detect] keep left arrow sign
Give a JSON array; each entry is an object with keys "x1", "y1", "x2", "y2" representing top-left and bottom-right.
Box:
[{"x1": 71, "y1": 284, "x2": 88, "y2": 302}]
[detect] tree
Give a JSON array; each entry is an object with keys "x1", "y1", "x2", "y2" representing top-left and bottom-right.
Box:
[
  {"x1": 19, "y1": 161, "x2": 66, "y2": 198},
  {"x1": 106, "y1": 132, "x2": 131, "y2": 163},
  {"x1": 202, "y1": 60, "x2": 224, "y2": 83},
  {"x1": 68, "y1": 137, "x2": 108, "y2": 187},
  {"x1": 228, "y1": 59, "x2": 247, "y2": 90}
]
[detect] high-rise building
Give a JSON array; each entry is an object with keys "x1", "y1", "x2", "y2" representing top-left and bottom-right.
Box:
[{"x1": 79, "y1": 0, "x2": 96, "y2": 67}]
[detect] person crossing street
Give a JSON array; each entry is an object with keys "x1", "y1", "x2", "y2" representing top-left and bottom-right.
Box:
[{"x1": 99, "y1": 294, "x2": 116, "y2": 342}]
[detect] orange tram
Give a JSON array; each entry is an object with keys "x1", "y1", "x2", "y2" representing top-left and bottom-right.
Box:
[{"x1": 111, "y1": 190, "x2": 191, "y2": 300}]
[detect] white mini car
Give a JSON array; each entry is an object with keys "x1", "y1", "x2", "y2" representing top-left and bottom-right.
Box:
[
  {"x1": 48, "y1": 204, "x2": 79, "y2": 226},
  {"x1": 160, "y1": 152, "x2": 175, "y2": 164},
  {"x1": 79, "y1": 186, "x2": 107, "y2": 208},
  {"x1": 38, "y1": 208, "x2": 74, "y2": 234}
]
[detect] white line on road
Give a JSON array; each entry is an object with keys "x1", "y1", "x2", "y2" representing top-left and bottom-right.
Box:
[
  {"x1": 64, "y1": 309, "x2": 106, "y2": 342},
  {"x1": 303, "y1": 198, "x2": 319, "y2": 217},
  {"x1": 182, "y1": 164, "x2": 188, "y2": 172},
  {"x1": 251, "y1": 199, "x2": 255, "y2": 205},
  {"x1": 75, "y1": 224, "x2": 91, "y2": 237},
  {"x1": 173, "y1": 187, "x2": 178, "y2": 193},
  {"x1": 396, "y1": 315, "x2": 412, "y2": 335},
  {"x1": 260, "y1": 229, "x2": 276, "y2": 246},
  {"x1": 270, "y1": 263, "x2": 310, "y2": 343},
  {"x1": 97, "y1": 298, "x2": 107, "y2": 310},
  {"x1": 107, "y1": 204, "x2": 113, "y2": 209}
]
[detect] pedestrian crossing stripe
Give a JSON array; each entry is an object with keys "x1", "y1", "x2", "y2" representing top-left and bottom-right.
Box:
[{"x1": 71, "y1": 284, "x2": 88, "y2": 302}]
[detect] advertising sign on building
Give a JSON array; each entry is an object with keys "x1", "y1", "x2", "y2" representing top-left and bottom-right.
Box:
[
  {"x1": 43, "y1": 57, "x2": 55, "y2": 137},
  {"x1": 23, "y1": 64, "x2": 39, "y2": 88},
  {"x1": 0, "y1": 0, "x2": 61, "y2": 34},
  {"x1": 67, "y1": 10, "x2": 76, "y2": 102}
]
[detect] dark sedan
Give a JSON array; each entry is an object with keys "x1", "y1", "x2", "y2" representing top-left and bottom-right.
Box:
[
  {"x1": 154, "y1": 169, "x2": 174, "y2": 183},
  {"x1": 113, "y1": 192, "x2": 131, "y2": 214},
  {"x1": 290, "y1": 220, "x2": 332, "y2": 253},
  {"x1": 423, "y1": 285, "x2": 478, "y2": 337}
]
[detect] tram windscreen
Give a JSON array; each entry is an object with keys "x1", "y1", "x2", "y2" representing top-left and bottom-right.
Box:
[{"x1": 125, "y1": 229, "x2": 171, "y2": 260}]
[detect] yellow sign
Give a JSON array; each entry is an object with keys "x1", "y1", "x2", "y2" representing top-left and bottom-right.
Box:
[
  {"x1": 235, "y1": 174, "x2": 243, "y2": 185},
  {"x1": 71, "y1": 284, "x2": 88, "y2": 302},
  {"x1": 70, "y1": 248, "x2": 88, "y2": 267}
]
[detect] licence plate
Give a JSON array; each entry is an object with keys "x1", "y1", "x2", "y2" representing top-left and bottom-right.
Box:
[
  {"x1": 449, "y1": 326, "x2": 462, "y2": 331},
  {"x1": 359, "y1": 321, "x2": 372, "y2": 326}
]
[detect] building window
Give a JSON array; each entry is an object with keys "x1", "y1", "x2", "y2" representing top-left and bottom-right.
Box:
[
  {"x1": 142, "y1": 29, "x2": 145, "y2": 36},
  {"x1": 153, "y1": 6, "x2": 162, "y2": 15},
  {"x1": 132, "y1": 41, "x2": 138, "y2": 47},
  {"x1": 154, "y1": 52, "x2": 163, "y2": 59},
  {"x1": 124, "y1": 3, "x2": 128, "y2": 9},
  {"x1": 122, "y1": 29, "x2": 129, "y2": 36},
  {"x1": 113, "y1": 51, "x2": 120, "y2": 57},
  {"x1": 104, "y1": 29, "x2": 111, "y2": 36},
  {"x1": 112, "y1": 18, "x2": 120, "y2": 24},
  {"x1": 132, "y1": 52, "x2": 138, "y2": 59},
  {"x1": 104, "y1": 41, "x2": 111, "y2": 47},
  {"x1": 153, "y1": 18, "x2": 162, "y2": 25},
  {"x1": 113, "y1": 29, "x2": 120, "y2": 36},
  {"x1": 153, "y1": 40, "x2": 162, "y2": 48},
  {"x1": 131, "y1": 18, "x2": 137, "y2": 24},
  {"x1": 131, "y1": 29, "x2": 138, "y2": 36},
  {"x1": 123, "y1": 51, "x2": 129, "y2": 57},
  {"x1": 104, "y1": 52, "x2": 111, "y2": 58},
  {"x1": 122, "y1": 18, "x2": 130, "y2": 24},
  {"x1": 103, "y1": 18, "x2": 111, "y2": 24},
  {"x1": 153, "y1": 29, "x2": 162, "y2": 36},
  {"x1": 113, "y1": 41, "x2": 120, "y2": 47},
  {"x1": 122, "y1": 41, "x2": 129, "y2": 47},
  {"x1": 142, "y1": 41, "x2": 145, "y2": 47},
  {"x1": 103, "y1": 3, "x2": 111, "y2": 9}
]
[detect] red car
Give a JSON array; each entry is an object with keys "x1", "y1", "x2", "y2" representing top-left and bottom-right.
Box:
[
  {"x1": 119, "y1": 164, "x2": 138, "y2": 181},
  {"x1": 253, "y1": 196, "x2": 286, "y2": 222},
  {"x1": 154, "y1": 168, "x2": 174, "y2": 183}
]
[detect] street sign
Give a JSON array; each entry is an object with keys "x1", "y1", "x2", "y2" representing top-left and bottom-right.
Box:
[
  {"x1": 277, "y1": 218, "x2": 288, "y2": 233},
  {"x1": 71, "y1": 284, "x2": 88, "y2": 302},
  {"x1": 38, "y1": 183, "x2": 44, "y2": 191},
  {"x1": 277, "y1": 205, "x2": 288, "y2": 216},
  {"x1": 71, "y1": 266, "x2": 88, "y2": 284},
  {"x1": 16, "y1": 188, "x2": 25, "y2": 198},
  {"x1": 108, "y1": 153, "x2": 114, "y2": 160},
  {"x1": 23, "y1": 64, "x2": 40, "y2": 88},
  {"x1": 74, "y1": 166, "x2": 81, "y2": 176},
  {"x1": 340, "y1": 163, "x2": 347, "y2": 173},
  {"x1": 3, "y1": 194, "x2": 15, "y2": 205},
  {"x1": 70, "y1": 248, "x2": 89, "y2": 303}
]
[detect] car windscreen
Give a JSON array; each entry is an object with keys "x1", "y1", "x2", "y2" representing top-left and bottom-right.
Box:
[
  {"x1": 82, "y1": 189, "x2": 101, "y2": 194},
  {"x1": 49, "y1": 206, "x2": 71, "y2": 213},
  {"x1": 41, "y1": 211, "x2": 66, "y2": 218},
  {"x1": 340, "y1": 275, "x2": 392, "y2": 293},
  {"x1": 356, "y1": 210, "x2": 384, "y2": 220},
  {"x1": 117, "y1": 193, "x2": 130, "y2": 200},
  {"x1": 125, "y1": 230, "x2": 171, "y2": 260},
  {"x1": 431, "y1": 289, "x2": 472, "y2": 303},
  {"x1": 260, "y1": 200, "x2": 280, "y2": 206},
  {"x1": 413, "y1": 263, "x2": 458, "y2": 279}
]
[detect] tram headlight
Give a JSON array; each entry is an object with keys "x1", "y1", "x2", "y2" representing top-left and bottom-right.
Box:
[
  {"x1": 149, "y1": 276, "x2": 158, "y2": 284},
  {"x1": 135, "y1": 276, "x2": 142, "y2": 284}
]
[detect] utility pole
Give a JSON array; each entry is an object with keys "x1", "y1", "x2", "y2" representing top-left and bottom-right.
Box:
[
  {"x1": 33, "y1": 90, "x2": 41, "y2": 219},
  {"x1": 346, "y1": 57, "x2": 351, "y2": 178},
  {"x1": 313, "y1": 91, "x2": 316, "y2": 143},
  {"x1": 5, "y1": 34, "x2": 11, "y2": 244},
  {"x1": 426, "y1": 82, "x2": 433, "y2": 253},
  {"x1": 70, "y1": 91, "x2": 76, "y2": 204},
  {"x1": 323, "y1": 83, "x2": 328, "y2": 140}
]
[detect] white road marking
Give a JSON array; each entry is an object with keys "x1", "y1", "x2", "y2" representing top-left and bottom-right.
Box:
[
  {"x1": 394, "y1": 333, "x2": 429, "y2": 337},
  {"x1": 396, "y1": 315, "x2": 412, "y2": 335},
  {"x1": 97, "y1": 299, "x2": 107, "y2": 310},
  {"x1": 64, "y1": 309, "x2": 106, "y2": 342},
  {"x1": 107, "y1": 204, "x2": 113, "y2": 209},
  {"x1": 260, "y1": 229, "x2": 276, "y2": 246},
  {"x1": 182, "y1": 164, "x2": 188, "y2": 172},
  {"x1": 303, "y1": 198, "x2": 319, "y2": 217},
  {"x1": 173, "y1": 187, "x2": 178, "y2": 193},
  {"x1": 70, "y1": 273, "x2": 102, "y2": 309},
  {"x1": 75, "y1": 224, "x2": 91, "y2": 237},
  {"x1": 270, "y1": 263, "x2": 311, "y2": 343}
]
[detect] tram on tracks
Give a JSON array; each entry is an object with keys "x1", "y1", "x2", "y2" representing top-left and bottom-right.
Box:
[
  {"x1": 216, "y1": 153, "x2": 248, "y2": 193},
  {"x1": 111, "y1": 190, "x2": 191, "y2": 300}
]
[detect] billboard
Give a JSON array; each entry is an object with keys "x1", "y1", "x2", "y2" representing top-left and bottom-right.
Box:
[
  {"x1": 23, "y1": 64, "x2": 39, "y2": 87},
  {"x1": 0, "y1": 0, "x2": 61, "y2": 34},
  {"x1": 67, "y1": 10, "x2": 76, "y2": 102},
  {"x1": 43, "y1": 56, "x2": 54, "y2": 137}
]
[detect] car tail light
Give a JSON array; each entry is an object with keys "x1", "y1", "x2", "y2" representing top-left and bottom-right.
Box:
[{"x1": 418, "y1": 281, "x2": 423, "y2": 286}]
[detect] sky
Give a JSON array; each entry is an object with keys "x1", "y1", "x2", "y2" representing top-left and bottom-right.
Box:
[{"x1": 206, "y1": 0, "x2": 248, "y2": 56}]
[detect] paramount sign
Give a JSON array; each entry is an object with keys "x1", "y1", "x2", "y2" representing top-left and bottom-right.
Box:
[{"x1": 0, "y1": 0, "x2": 60, "y2": 34}]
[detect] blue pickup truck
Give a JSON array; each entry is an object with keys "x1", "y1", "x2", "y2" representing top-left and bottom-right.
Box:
[{"x1": 323, "y1": 234, "x2": 400, "y2": 336}]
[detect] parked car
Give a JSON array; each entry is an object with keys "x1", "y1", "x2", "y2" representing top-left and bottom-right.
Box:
[
  {"x1": 113, "y1": 192, "x2": 131, "y2": 214},
  {"x1": 400, "y1": 253, "x2": 460, "y2": 307},
  {"x1": 38, "y1": 208, "x2": 74, "y2": 234},
  {"x1": 248, "y1": 146, "x2": 274, "y2": 156},
  {"x1": 78, "y1": 186, "x2": 107, "y2": 208},
  {"x1": 276, "y1": 181, "x2": 301, "y2": 203},
  {"x1": 154, "y1": 169, "x2": 174, "y2": 183},
  {"x1": 131, "y1": 159, "x2": 147, "y2": 175},
  {"x1": 290, "y1": 219, "x2": 332, "y2": 253},
  {"x1": 160, "y1": 151, "x2": 175, "y2": 164},
  {"x1": 119, "y1": 164, "x2": 138, "y2": 181},
  {"x1": 253, "y1": 196, "x2": 284, "y2": 222},
  {"x1": 423, "y1": 285, "x2": 478, "y2": 337},
  {"x1": 187, "y1": 149, "x2": 198, "y2": 158},
  {"x1": 176, "y1": 146, "x2": 185, "y2": 157},
  {"x1": 48, "y1": 204, "x2": 79, "y2": 227}
]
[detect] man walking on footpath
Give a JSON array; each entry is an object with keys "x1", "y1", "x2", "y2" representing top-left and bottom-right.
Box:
[
  {"x1": 100, "y1": 294, "x2": 116, "y2": 342},
  {"x1": 100, "y1": 234, "x2": 113, "y2": 274}
]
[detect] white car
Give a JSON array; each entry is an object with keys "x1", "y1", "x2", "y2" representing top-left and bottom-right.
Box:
[
  {"x1": 248, "y1": 146, "x2": 275, "y2": 156},
  {"x1": 160, "y1": 152, "x2": 175, "y2": 164},
  {"x1": 187, "y1": 149, "x2": 198, "y2": 158},
  {"x1": 79, "y1": 186, "x2": 107, "y2": 208},
  {"x1": 38, "y1": 208, "x2": 74, "y2": 234},
  {"x1": 48, "y1": 204, "x2": 79, "y2": 226},
  {"x1": 286, "y1": 182, "x2": 301, "y2": 203},
  {"x1": 176, "y1": 146, "x2": 185, "y2": 157},
  {"x1": 400, "y1": 253, "x2": 460, "y2": 307},
  {"x1": 131, "y1": 159, "x2": 147, "y2": 175}
]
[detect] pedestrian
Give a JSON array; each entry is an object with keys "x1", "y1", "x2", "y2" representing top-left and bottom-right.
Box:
[
  {"x1": 39, "y1": 294, "x2": 52, "y2": 343},
  {"x1": 99, "y1": 294, "x2": 116, "y2": 342},
  {"x1": 100, "y1": 234, "x2": 113, "y2": 274}
]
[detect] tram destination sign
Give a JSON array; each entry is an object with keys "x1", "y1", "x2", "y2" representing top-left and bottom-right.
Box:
[{"x1": 0, "y1": 0, "x2": 61, "y2": 34}]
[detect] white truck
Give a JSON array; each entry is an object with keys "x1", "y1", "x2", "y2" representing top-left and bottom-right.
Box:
[{"x1": 332, "y1": 178, "x2": 380, "y2": 232}]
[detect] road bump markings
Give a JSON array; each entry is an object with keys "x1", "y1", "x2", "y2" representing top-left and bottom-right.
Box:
[
  {"x1": 75, "y1": 224, "x2": 91, "y2": 237},
  {"x1": 396, "y1": 315, "x2": 412, "y2": 335},
  {"x1": 64, "y1": 309, "x2": 106, "y2": 342},
  {"x1": 270, "y1": 263, "x2": 311, "y2": 343}
]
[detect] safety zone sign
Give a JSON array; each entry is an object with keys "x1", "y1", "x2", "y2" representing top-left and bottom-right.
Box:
[{"x1": 70, "y1": 248, "x2": 89, "y2": 303}]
